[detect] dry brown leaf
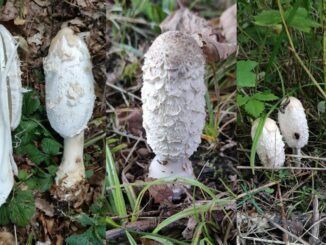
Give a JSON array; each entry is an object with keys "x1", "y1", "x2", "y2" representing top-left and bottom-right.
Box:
[
  {"x1": 0, "y1": 232, "x2": 14, "y2": 245},
  {"x1": 160, "y1": 8, "x2": 236, "y2": 62},
  {"x1": 115, "y1": 108, "x2": 144, "y2": 137},
  {"x1": 182, "y1": 216, "x2": 197, "y2": 240},
  {"x1": 0, "y1": 0, "x2": 18, "y2": 21},
  {"x1": 220, "y1": 4, "x2": 237, "y2": 44},
  {"x1": 146, "y1": 177, "x2": 173, "y2": 204},
  {"x1": 35, "y1": 198, "x2": 55, "y2": 217}
]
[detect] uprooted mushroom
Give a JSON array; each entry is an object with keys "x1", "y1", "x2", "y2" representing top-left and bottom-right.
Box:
[
  {"x1": 43, "y1": 27, "x2": 95, "y2": 201},
  {"x1": 0, "y1": 25, "x2": 23, "y2": 206}
]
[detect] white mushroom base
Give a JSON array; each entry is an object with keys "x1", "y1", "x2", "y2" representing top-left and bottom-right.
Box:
[
  {"x1": 148, "y1": 156, "x2": 195, "y2": 199},
  {"x1": 54, "y1": 132, "x2": 86, "y2": 201}
]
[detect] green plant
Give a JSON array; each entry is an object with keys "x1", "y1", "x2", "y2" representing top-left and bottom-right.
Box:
[
  {"x1": 66, "y1": 213, "x2": 106, "y2": 245},
  {"x1": 0, "y1": 188, "x2": 35, "y2": 227}
]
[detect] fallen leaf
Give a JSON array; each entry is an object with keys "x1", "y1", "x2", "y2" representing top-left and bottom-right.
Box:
[
  {"x1": 115, "y1": 108, "x2": 144, "y2": 137},
  {"x1": 0, "y1": 231, "x2": 15, "y2": 245},
  {"x1": 35, "y1": 198, "x2": 54, "y2": 217},
  {"x1": 182, "y1": 216, "x2": 197, "y2": 240},
  {"x1": 160, "y1": 8, "x2": 236, "y2": 63},
  {"x1": 0, "y1": 0, "x2": 18, "y2": 21},
  {"x1": 220, "y1": 4, "x2": 237, "y2": 43},
  {"x1": 146, "y1": 177, "x2": 173, "y2": 204}
]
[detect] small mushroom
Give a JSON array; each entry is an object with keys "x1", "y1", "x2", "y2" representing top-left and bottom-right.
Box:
[
  {"x1": 251, "y1": 118, "x2": 285, "y2": 168},
  {"x1": 0, "y1": 25, "x2": 22, "y2": 206},
  {"x1": 43, "y1": 27, "x2": 95, "y2": 200},
  {"x1": 278, "y1": 97, "x2": 309, "y2": 166},
  {"x1": 142, "y1": 31, "x2": 206, "y2": 198}
]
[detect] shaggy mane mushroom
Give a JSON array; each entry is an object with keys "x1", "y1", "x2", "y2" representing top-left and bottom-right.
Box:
[
  {"x1": 43, "y1": 27, "x2": 95, "y2": 201},
  {"x1": 0, "y1": 25, "x2": 23, "y2": 206},
  {"x1": 142, "y1": 31, "x2": 206, "y2": 198}
]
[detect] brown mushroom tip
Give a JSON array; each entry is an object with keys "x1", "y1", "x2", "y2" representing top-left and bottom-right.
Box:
[{"x1": 145, "y1": 31, "x2": 204, "y2": 69}]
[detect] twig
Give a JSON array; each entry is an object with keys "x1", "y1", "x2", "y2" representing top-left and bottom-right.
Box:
[
  {"x1": 14, "y1": 225, "x2": 17, "y2": 245},
  {"x1": 106, "y1": 218, "x2": 159, "y2": 240},
  {"x1": 237, "y1": 148, "x2": 326, "y2": 161},
  {"x1": 106, "y1": 82, "x2": 141, "y2": 101},
  {"x1": 236, "y1": 181, "x2": 279, "y2": 199},
  {"x1": 277, "y1": 184, "x2": 289, "y2": 244},
  {"x1": 237, "y1": 166, "x2": 326, "y2": 171},
  {"x1": 239, "y1": 236, "x2": 302, "y2": 245},
  {"x1": 266, "y1": 216, "x2": 310, "y2": 245},
  {"x1": 309, "y1": 195, "x2": 320, "y2": 244},
  {"x1": 111, "y1": 128, "x2": 146, "y2": 142}
]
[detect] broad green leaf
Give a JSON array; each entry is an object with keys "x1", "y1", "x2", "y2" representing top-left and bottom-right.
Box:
[
  {"x1": 236, "y1": 94, "x2": 250, "y2": 106},
  {"x1": 244, "y1": 99, "x2": 265, "y2": 118},
  {"x1": 254, "y1": 10, "x2": 281, "y2": 26},
  {"x1": 41, "y1": 138, "x2": 61, "y2": 155},
  {"x1": 9, "y1": 189, "x2": 35, "y2": 226},
  {"x1": 0, "y1": 203, "x2": 10, "y2": 225},
  {"x1": 237, "y1": 60, "x2": 258, "y2": 88},
  {"x1": 22, "y1": 144, "x2": 48, "y2": 164},
  {"x1": 27, "y1": 172, "x2": 53, "y2": 192},
  {"x1": 19, "y1": 120, "x2": 38, "y2": 132},
  {"x1": 46, "y1": 165, "x2": 58, "y2": 175},
  {"x1": 253, "y1": 92, "x2": 279, "y2": 101},
  {"x1": 85, "y1": 170, "x2": 94, "y2": 178},
  {"x1": 75, "y1": 213, "x2": 96, "y2": 226},
  {"x1": 23, "y1": 91, "x2": 41, "y2": 115},
  {"x1": 18, "y1": 170, "x2": 29, "y2": 181},
  {"x1": 254, "y1": 8, "x2": 321, "y2": 33},
  {"x1": 286, "y1": 7, "x2": 321, "y2": 33},
  {"x1": 66, "y1": 225, "x2": 105, "y2": 245}
]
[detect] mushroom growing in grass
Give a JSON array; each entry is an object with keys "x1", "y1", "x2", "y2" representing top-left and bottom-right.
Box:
[
  {"x1": 142, "y1": 31, "x2": 206, "y2": 198},
  {"x1": 43, "y1": 27, "x2": 95, "y2": 200},
  {"x1": 251, "y1": 118, "x2": 285, "y2": 168},
  {"x1": 0, "y1": 25, "x2": 23, "y2": 206},
  {"x1": 278, "y1": 97, "x2": 309, "y2": 166}
]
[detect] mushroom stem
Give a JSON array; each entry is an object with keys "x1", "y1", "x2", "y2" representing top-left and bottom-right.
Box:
[
  {"x1": 148, "y1": 156, "x2": 194, "y2": 199},
  {"x1": 292, "y1": 147, "x2": 302, "y2": 167},
  {"x1": 56, "y1": 132, "x2": 85, "y2": 188},
  {"x1": 148, "y1": 156, "x2": 194, "y2": 179}
]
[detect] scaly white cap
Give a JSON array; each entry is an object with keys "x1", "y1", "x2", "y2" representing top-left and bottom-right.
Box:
[
  {"x1": 142, "y1": 31, "x2": 206, "y2": 162},
  {"x1": 44, "y1": 27, "x2": 95, "y2": 138},
  {"x1": 278, "y1": 97, "x2": 309, "y2": 149},
  {"x1": 251, "y1": 118, "x2": 285, "y2": 167}
]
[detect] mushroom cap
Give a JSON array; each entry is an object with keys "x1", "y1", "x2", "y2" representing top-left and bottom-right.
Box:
[
  {"x1": 0, "y1": 24, "x2": 23, "y2": 130},
  {"x1": 44, "y1": 27, "x2": 95, "y2": 138},
  {"x1": 278, "y1": 97, "x2": 309, "y2": 149},
  {"x1": 142, "y1": 31, "x2": 206, "y2": 160},
  {"x1": 251, "y1": 118, "x2": 285, "y2": 167}
]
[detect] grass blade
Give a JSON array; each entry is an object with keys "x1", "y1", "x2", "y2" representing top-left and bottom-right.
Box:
[{"x1": 106, "y1": 144, "x2": 127, "y2": 218}]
